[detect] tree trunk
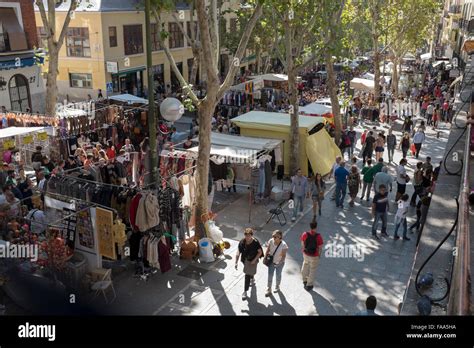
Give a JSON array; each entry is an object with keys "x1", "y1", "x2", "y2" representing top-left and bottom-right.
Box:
[
  {"x1": 288, "y1": 68, "x2": 299, "y2": 176},
  {"x1": 194, "y1": 100, "x2": 215, "y2": 238},
  {"x1": 255, "y1": 45, "x2": 261, "y2": 74},
  {"x1": 371, "y1": 2, "x2": 381, "y2": 101},
  {"x1": 45, "y1": 46, "x2": 59, "y2": 117},
  {"x1": 391, "y1": 57, "x2": 399, "y2": 97},
  {"x1": 373, "y1": 43, "x2": 381, "y2": 101},
  {"x1": 325, "y1": 51, "x2": 342, "y2": 144}
]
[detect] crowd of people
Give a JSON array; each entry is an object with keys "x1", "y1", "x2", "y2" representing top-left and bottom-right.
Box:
[{"x1": 230, "y1": 55, "x2": 454, "y2": 311}]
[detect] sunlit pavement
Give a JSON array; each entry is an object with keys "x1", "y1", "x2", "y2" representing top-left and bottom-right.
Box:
[{"x1": 104, "y1": 117, "x2": 450, "y2": 315}]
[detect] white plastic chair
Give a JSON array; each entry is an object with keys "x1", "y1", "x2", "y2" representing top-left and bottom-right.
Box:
[{"x1": 91, "y1": 269, "x2": 116, "y2": 304}]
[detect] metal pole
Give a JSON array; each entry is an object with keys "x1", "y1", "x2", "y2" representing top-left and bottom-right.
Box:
[{"x1": 145, "y1": 0, "x2": 158, "y2": 186}]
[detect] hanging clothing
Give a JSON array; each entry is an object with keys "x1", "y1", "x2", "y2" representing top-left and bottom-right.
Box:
[
  {"x1": 158, "y1": 237, "x2": 171, "y2": 273},
  {"x1": 264, "y1": 160, "x2": 272, "y2": 197}
]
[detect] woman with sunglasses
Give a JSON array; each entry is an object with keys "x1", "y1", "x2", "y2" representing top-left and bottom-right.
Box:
[
  {"x1": 264, "y1": 230, "x2": 288, "y2": 297},
  {"x1": 235, "y1": 228, "x2": 263, "y2": 301}
]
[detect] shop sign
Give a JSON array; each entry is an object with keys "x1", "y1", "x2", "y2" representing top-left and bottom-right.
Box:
[
  {"x1": 77, "y1": 206, "x2": 94, "y2": 250},
  {"x1": 23, "y1": 135, "x2": 33, "y2": 145},
  {"x1": 37, "y1": 132, "x2": 48, "y2": 141},
  {"x1": 106, "y1": 61, "x2": 119, "y2": 74},
  {"x1": 3, "y1": 139, "x2": 15, "y2": 150},
  {"x1": 96, "y1": 207, "x2": 116, "y2": 260}
]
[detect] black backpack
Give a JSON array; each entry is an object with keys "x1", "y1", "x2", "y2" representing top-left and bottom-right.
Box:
[{"x1": 304, "y1": 232, "x2": 319, "y2": 254}]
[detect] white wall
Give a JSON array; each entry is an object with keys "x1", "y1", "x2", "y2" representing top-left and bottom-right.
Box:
[{"x1": 0, "y1": 65, "x2": 45, "y2": 113}]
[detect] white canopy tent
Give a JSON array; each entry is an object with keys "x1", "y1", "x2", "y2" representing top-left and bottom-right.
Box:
[
  {"x1": 108, "y1": 94, "x2": 149, "y2": 104},
  {"x1": 248, "y1": 73, "x2": 288, "y2": 82},
  {"x1": 189, "y1": 132, "x2": 281, "y2": 163},
  {"x1": 0, "y1": 127, "x2": 45, "y2": 139},
  {"x1": 350, "y1": 78, "x2": 375, "y2": 92},
  {"x1": 420, "y1": 52, "x2": 432, "y2": 60},
  {"x1": 432, "y1": 61, "x2": 445, "y2": 69},
  {"x1": 299, "y1": 102, "x2": 332, "y2": 116}
]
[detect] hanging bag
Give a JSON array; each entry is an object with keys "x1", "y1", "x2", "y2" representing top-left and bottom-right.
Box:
[{"x1": 263, "y1": 240, "x2": 282, "y2": 267}]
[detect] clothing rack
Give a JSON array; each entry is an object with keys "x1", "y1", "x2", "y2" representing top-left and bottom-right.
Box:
[
  {"x1": 45, "y1": 190, "x2": 118, "y2": 216},
  {"x1": 56, "y1": 173, "x2": 135, "y2": 190}
]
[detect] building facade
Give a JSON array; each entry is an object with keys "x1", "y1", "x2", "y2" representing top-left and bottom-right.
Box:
[
  {"x1": 439, "y1": 0, "x2": 474, "y2": 68},
  {"x1": 34, "y1": 0, "x2": 256, "y2": 102},
  {"x1": 0, "y1": 0, "x2": 45, "y2": 113}
]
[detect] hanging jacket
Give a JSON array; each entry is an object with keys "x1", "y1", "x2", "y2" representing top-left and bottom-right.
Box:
[{"x1": 136, "y1": 193, "x2": 160, "y2": 232}]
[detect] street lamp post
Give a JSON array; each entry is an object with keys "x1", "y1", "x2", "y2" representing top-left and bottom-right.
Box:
[{"x1": 145, "y1": 0, "x2": 158, "y2": 186}]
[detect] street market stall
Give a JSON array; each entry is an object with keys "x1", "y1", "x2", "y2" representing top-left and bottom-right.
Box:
[
  {"x1": 0, "y1": 126, "x2": 53, "y2": 168},
  {"x1": 231, "y1": 111, "x2": 339, "y2": 176}
]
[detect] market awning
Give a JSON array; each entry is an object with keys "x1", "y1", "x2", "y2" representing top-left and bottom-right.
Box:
[
  {"x1": 248, "y1": 74, "x2": 288, "y2": 82},
  {"x1": 187, "y1": 144, "x2": 258, "y2": 163},
  {"x1": 420, "y1": 52, "x2": 432, "y2": 60},
  {"x1": 192, "y1": 132, "x2": 281, "y2": 151},
  {"x1": 350, "y1": 78, "x2": 375, "y2": 92},
  {"x1": 108, "y1": 94, "x2": 148, "y2": 104},
  {"x1": 231, "y1": 111, "x2": 325, "y2": 132},
  {"x1": 0, "y1": 127, "x2": 45, "y2": 139},
  {"x1": 432, "y1": 61, "x2": 445, "y2": 68},
  {"x1": 450, "y1": 75, "x2": 463, "y2": 89},
  {"x1": 299, "y1": 102, "x2": 332, "y2": 116}
]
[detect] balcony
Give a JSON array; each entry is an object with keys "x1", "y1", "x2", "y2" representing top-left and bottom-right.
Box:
[
  {"x1": 0, "y1": 32, "x2": 10, "y2": 53},
  {"x1": 449, "y1": 4, "x2": 462, "y2": 14}
]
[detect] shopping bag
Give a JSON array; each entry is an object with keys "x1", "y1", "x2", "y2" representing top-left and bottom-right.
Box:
[{"x1": 410, "y1": 143, "x2": 416, "y2": 156}]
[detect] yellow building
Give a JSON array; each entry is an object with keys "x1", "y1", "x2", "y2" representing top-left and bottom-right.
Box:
[{"x1": 34, "y1": 0, "x2": 256, "y2": 102}]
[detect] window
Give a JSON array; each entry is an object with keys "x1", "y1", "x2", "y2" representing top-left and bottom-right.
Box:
[
  {"x1": 37, "y1": 27, "x2": 48, "y2": 48},
  {"x1": 151, "y1": 23, "x2": 162, "y2": 51},
  {"x1": 69, "y1": 73, "x2": 93, "y2": 89},
  {"x1": 123, "y1": 24, "x2": 143, "y2": 55},
  {"x1": 9, "y1": 74, "x2": 31, "y2": 112},
  {"x1": 168, "y1": 22, "x2": 184, "y2": 49},
  {"x1": 66, "y1": 28, "x2": 91, "y2": 57},
  {"x1": 109, "y1": 26, "x2": 117, "y2": 47}
]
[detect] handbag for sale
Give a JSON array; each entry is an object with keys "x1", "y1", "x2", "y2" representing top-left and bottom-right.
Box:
[{"x1": 263, "y1": 240, "x2": 282, "y2": 267}]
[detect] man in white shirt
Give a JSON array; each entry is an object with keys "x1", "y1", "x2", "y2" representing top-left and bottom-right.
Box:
[
  {"x1": 374, "y1": 166, "x2": 393, "y2": 194},
  {"x1": 396, "y1": 159, "x2": 409, "y2": 202},
  {"x1": 426, "y1": 103, "x2": 434, "y2": 126},
  {"x1": 412, "y1": 128, "x2": 425, "y2": 159}
]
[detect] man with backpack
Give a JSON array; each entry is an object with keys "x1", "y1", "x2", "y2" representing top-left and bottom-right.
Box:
[{"x1": 300, "y1": 221, "x2": 324, "y2": 291}]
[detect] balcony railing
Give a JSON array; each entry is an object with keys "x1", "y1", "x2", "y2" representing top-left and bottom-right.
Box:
[
  {"x1": 0, "y1": 32, "x2": 10, "y2": 53},
  {"x1": 447, "y1": 122, "x2": 471, "y2": 315},
  {"x1": 449, "y1": 4, "x2": 462, "y2": 14}
]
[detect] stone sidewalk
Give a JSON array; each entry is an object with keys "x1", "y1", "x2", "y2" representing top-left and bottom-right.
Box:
[{"x1": 95, "y1": 117, "x2": 449, "y2": 316}]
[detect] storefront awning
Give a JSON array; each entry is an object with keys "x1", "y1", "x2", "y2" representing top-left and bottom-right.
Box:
[{"x1": 111, "y1": 66, "x2": 146, "y2": 76}]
